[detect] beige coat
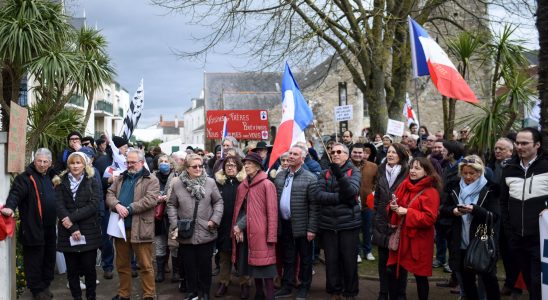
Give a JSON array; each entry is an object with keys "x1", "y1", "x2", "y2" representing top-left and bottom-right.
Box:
[
  {"x1": 106, "y1": 169, "x2": 160, "y2": 243},
  {"x1": 167, "y1": 177, "x2": 223, "y2": 245}
]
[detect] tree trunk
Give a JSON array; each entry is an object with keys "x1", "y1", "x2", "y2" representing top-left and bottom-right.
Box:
[
  {"x1": 538, "y1": 0, "x2": 548, "y2": 155},
  {"x1": 442, "y1": 96, "x2": 449, "y2": 137},
  {"x1": 81, "y1": 93, "x2": 94, "y2": 133},
  {"x1": 448, "y1": 98, "x2": 456, "y2": 138},
  {"x1": 502, "y1": 94, "x2": 516, "y2": 137}
]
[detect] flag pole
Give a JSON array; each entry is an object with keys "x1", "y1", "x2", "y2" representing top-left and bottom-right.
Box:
[
  {"x1": 312, "y1": 122, "x2": 332, "y2": 163},
  {"x1": 413, "y1": 78, "x2": 422, "y2": 126}
]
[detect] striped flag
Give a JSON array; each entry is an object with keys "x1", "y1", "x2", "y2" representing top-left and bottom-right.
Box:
[
  {"x1": 268, "y1": 63, "x2": 313, "y2": 168},
  {"x1": 403, "y1": 94, "x2": 419, "y2": 126},
  {"x1": 220, "y1": 115, "x2": 228, "y2": 157},
  {"x1": 121, "y1": 79, "x2": 144, "y2": 140}
]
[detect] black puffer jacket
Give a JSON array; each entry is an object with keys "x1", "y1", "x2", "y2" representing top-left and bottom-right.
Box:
[
  {"x1": 274, "y1": 167, "x2": 319, "y2": 237},
  {"x1": 215, "y1": 168, "x2": 246, "y2": 252},
  {"x1": 371, "y1": 162, "x2": 408, "y2": 247},
  {"x1": 317, "y1": 160, "x2": 361, "y2": 231},
  {"x1": 440, "y1": 180, "x2": 500, "y2": 272},
  {"x1": 56, "y1": 171, "x2": 102, "y2": 253},
  {"x1": 5, "y1": 164, "x2": 57, "y2": 246}
]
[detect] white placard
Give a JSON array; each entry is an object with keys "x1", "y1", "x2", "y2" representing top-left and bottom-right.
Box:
[
  {"x1": 386, "y1": 119, "x2": 405, "y2": 137},
  {"x1": 69, "y1": 235, "x2": 87, "y2": 246},
  {"x1": 334, "y1": 105, "x2": 353, "y2": 122},
  {"x1": 107, "y1": 212, "x2": 127, "y2": 241}
]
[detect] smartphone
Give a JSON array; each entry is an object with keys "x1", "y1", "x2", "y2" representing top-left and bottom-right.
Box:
[{"x1": 457, "y1": 204, "x2": 466, "y2": 211}]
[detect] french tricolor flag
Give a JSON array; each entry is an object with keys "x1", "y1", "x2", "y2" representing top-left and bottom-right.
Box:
[
  {"x1": 268, "y1": 63, "x2": 313, "y2": 168},
  {"x1": 408, "y1": 16, "x2": 478, "y2": 103}
]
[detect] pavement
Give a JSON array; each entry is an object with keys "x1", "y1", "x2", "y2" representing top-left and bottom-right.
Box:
[{"x1": 19, "y1": 260, "x2": 523, "y2": 300}]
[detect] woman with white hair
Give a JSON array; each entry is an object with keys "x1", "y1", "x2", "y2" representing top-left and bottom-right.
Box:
[
  {"x1": 55, "y1": 152, "x2": 102, "y2": 300},
  {"x1": 440, "y1": 155, "x2": 501, "y2": 300}
]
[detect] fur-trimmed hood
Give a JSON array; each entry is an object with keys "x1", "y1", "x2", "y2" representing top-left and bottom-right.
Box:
[
  {"x1": 52, "y1": 165, "x2": 95, "y2": 186},
  {"x1": 215, "y1": 168, "x2": 246, "y2": 185}
]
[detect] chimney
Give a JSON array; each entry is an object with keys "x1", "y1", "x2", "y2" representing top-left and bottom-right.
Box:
[
  {"x1": 160, "y1": 115, "x2": 163, "y2": 123},
  {"x1": 175, "y1": 115, "x2": 179, "y2": 128}
]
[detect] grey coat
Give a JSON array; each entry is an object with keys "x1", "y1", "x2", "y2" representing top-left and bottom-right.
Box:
[
  {"x1": 274, "y1": 167, "x2": 319, "y2": 237},
  {"x1": 167, "y1": 176, "x2": 224, "y2": 245}
]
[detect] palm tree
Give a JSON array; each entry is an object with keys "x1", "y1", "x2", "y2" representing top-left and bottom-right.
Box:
[{"x1": 75, "y1": 26, "x2": 115, "y2": 133}]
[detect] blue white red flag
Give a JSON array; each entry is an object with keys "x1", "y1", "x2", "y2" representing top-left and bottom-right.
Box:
[
  {"x1": 268, "y1": 63, "x2": 314, "y2": 168},
  {"x1": 408, "y1": 16, "x2": 478, "y2": 103}
]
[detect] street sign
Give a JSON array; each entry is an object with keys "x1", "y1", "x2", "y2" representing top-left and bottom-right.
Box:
[
  {"x1": 334, "y1": 105, "x2": 353, "y2": 122},
  {"x1": 206, "y1": 110, "x2": 269, "y2": 140}
]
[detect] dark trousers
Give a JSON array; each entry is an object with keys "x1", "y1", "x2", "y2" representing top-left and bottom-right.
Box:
[
  {"x1": 460, "y1": 250, "x2": 500, "y2": 300},
  {"x1": 101, "y1": 212, "x2": 114, "y2": 272},
  {"x1": 180, "y1": 241, "x2": 215, "y2": 295},
  {"x1": 279, "y1": 219, "x2": 313, "y2": 290},
  {"x1": 387, "y1": 265, "x2": 427, "y2": 300},
  {"x1": 64, "y1": 250, "x2": 98, "y2": 298},
  {"x1": 510, "y1": 234, "x2": 541, "y2": 300},
  {"x1": 322, "y1": 228, "x2": 359, "y2": 297},
  {"x1": 499, "y1": 229, "x2": 520, "y2": 291},
  {"x1": 360, "y1": 209, "x2": 373, "y2": 256},
  {"x1": 377, "y1": 246, "x2": 390, "y2": 298},
  {"x1": 23, "y1": 225, "x2": 56, "y2": 295},
  {"x1": 434, "y1": 222, "x2": 448, "y2": 264}
]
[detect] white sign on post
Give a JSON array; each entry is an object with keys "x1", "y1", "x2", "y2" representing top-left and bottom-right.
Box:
[
  {"x1": 386, "y1": 119, "x2": 405, "y2": 137},
  {"x1": 334, "y1": 105, "x2": 353, "y2": 122}
]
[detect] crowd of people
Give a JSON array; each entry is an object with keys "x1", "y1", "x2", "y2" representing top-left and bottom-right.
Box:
[{"x1": 1, "y1": 123, "x2": 546, "y2": 300}]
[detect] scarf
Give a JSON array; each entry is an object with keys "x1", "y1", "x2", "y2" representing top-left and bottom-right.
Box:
[
  {"x1": 68, "y1": 173, "x2": 84, "y2": 201},
  {"x1": 385, "y1": 164, "x2": 402, "y2": 188},
  {"x1": 458, "y1": 175, "x2": 488, "y2": 249},
  {"x1": 180, "y1": 170, "x2": 207, "y2": 201}
]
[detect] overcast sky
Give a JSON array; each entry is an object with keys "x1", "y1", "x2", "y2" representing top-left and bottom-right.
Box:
[{"x1": 77, "y1": 0, "x2": 251, "y2": 128}]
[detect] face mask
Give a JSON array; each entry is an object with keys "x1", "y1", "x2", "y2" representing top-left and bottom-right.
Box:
[{"x1": 159, "y1": 163, "x2": 170, "y2": 174}]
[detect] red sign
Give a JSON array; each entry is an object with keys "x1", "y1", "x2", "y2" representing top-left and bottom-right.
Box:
[{"x1": 206, "y1": 110, "x2": 269, "y2": 140}]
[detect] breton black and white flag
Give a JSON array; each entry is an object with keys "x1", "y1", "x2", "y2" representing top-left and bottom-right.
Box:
[{"x1": 121, "y1": 79, "x2": 144, "y2": 140}]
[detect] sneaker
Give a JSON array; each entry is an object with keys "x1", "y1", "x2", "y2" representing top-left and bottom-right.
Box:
[
  {"x1": 366, "y1": 253, "x2": 375, "y2": 261},
  {"x1": 66, "y1": 280, "x2": 86, "y2": 290},
  {"x1": 295, "y1": 288, "x2": 308, "y2": 300},
  {"x1": 274, "y1": 287, "x2": 292, "y2": 298},
  {"x1": 443, "y1": 263, "x2": 452, "y2": 273},
  {"x1": 432, "y1": 260, "x2": 443, "y2": 268},
  {"x1": 357, "y1": 255, "x2": 362, "y2": 263},
  {"x1": 103, "y1": 270, "x2": 113, "y2": 280}
]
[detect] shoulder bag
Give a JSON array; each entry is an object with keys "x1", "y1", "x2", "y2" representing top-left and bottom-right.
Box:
[
  {"x1": 464, "y1": 211, "x2": 496, "y2": 273},
  {"x1": 387, "y1": 189, "x2": 425, "y2": 251},
  {"x1": 177, "y1": 197, "x2": 200, "y2": 240}
]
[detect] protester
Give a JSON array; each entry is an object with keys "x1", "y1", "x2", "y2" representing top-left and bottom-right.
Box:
[
  {"x1": 500, "y1": 127, "x2": 548, "y2": 299},
  {"x1": 386, "y1": 157, "x2": 441, "y2": 300},
  {"x1": 342, "y1": 130, "x2": 354, "y2": 149},
  {"x1": 214, "y1": 156, "x2": 250, "y2": 298},
  {"x1": 153, "y1": 155, "x2": 177, "y2": 283},
  {"x1": 419, "y1": 125, "x2": 429, "y2": 136},
  {"x1": 409, "y1": 123, "x2": 418, "y2": 135},
  {"x1": 232, "y1": 152, "x2": 278, "y2": 300},
  {"x1": 56, "y1": 131, "x2": 83, "y2": 173},
  {"x1": 319, "y1": 140, "x2": 335, "y2": 170},
  {"x1": 106, "y1": 150, "x2": 159, "y2": 300},
  {"x1": 441, "y1": 155, "x2": 501, "y2": 300},
  {"x1": 269, "y1": 152, "x2": 289, "y2": 179},
  {"x1": 317, "y1": 143, "x2": 361, "y2": 299},
  {"x1": 81, "y1": 136, "x2": 96, "y2": 149},
  {"x1": 167, "y1": 153, "x2": 223, "y2": 300},
  {"x1": 376, "y1": 135, "x2": 393, "y2": 165},
  {"x1": 251, "y1": 141, "x2": 272, "y2": 170},
  {"x1": 1, "y1": 148, "x2": 57, "y2": 300},
  {"x1": 273, "y1": 144, "x2": 319, "y2": 300},
  {"x1": 54, "y1": 152, "x2": 102, "y2": 300},
  {"x1": 371, "y1": 143, "x2": 409, "y2": 300}
]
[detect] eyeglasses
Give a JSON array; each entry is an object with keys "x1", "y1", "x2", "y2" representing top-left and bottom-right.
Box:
[
  {"x1": 330, "y1": 150, "x2": 347, "y2": 155},
  {"x1": 225, "y1": 164, "x2": 237, "y2": 168},
  {"x1": 69, "y1": 137, "x2": 81, "y2": 141},
  {"x1": 197, "y1": 153, "x2": 205, "y2": 156},
  {"x1": 189, "y1": 165, "x2": 203, "y2": 169},
  {"x1": 125, "y1": 161, "x2": 140, "y2": 166},
  {"x1": 461, "y1": 158, "x2": 478, "y2": 164},
  {"x1": 515, "y1": 141, "x2": 533, "y2": 146}
]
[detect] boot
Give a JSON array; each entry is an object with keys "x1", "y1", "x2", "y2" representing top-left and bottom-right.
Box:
[
  {"x1": 155, "y1": 255, "x2": 165, "y2": 283},
  {"x1": 171, "y1": 255, "x2": 182, "y2": 282}
]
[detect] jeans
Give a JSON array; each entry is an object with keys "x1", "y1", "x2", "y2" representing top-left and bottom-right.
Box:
[
  {"x1": 360, "y1": 209, "x2": 373, "y2": 256},
  {"x1": 101, "y1": 213, "x2": 114, "y2": 272}
]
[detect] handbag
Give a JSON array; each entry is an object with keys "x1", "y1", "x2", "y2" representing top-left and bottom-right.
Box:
[
  {"x1": 387, "y1": 190, "x2": 425, "y2": 251},
  {"x1": 154, "y1": 202, "x2": 166, "y2": 221},
  {"x1": 464, "y1": 211, "x2": 496, "y2": 273},
  {"x1": 177, "y1": 198, "x2": 200, "y2": 240}
]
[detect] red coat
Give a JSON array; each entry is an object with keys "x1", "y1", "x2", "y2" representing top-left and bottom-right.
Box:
[
  {"x1": 231, "y1": 171, "x2": 278, "y2": 266},
  {"x1": 387, "y1": 176, "x2": 439, "y2": 276}
]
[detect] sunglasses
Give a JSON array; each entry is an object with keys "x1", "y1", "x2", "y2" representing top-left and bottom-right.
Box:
[
  {"x1": 461, "y1": 158, "x2": 478, "y2": 164},
  {"x1": 82, "y1": 142, "x2": 91, "y2": 146},
  {"x1": 189, "y1": 165, "x2": 203, "y2": 169},
  {"x1": 330, "y1": 150, "x2": 347, "y2": 155}
]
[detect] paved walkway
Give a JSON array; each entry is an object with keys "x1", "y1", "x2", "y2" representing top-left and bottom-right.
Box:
[{"x1": 19, "y1": 261, "x2": 519, "y2": 300}]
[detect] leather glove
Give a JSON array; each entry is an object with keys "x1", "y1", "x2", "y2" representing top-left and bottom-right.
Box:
[{"x1": 329, "y1": 163, "x2": 344, "y2": 179}]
